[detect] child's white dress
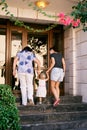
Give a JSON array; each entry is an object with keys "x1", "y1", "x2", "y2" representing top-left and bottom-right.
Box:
[{"x1": 36, "y1": 79, "x2": 46, "y2": 97}]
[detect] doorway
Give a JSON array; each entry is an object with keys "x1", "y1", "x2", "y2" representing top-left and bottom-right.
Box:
[
  {"x1": 27, "y1": 33, "x2": 48, "y2": 69},
  {"x1": 0, "y1": 22, "x2": 64, "y2": 96},
  {"x1": 10, "y1": 30, "x2": 48, "y2": 91},
  {"x1": 27, "y1": 33, "x2": 48, "y2": 92}
]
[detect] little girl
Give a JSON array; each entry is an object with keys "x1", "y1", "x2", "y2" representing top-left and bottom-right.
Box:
[{"x1": 36, "y1": 71, "x2": 49, "y2": 104}]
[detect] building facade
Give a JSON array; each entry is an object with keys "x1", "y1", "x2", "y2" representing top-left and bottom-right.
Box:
[
  {"x1": 0, "y1": 0, "x2": 87, "y2": 102},
  {"x1": 64, "y1": 27, "x2": 87, "y2": 102}
]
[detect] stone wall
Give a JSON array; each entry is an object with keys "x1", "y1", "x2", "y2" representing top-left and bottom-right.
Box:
[
  {"x1": 64, "y1": 28, "x2": 76, "y2": 95},
  {"x1": 0, "y1": 6, "x2": 56, "y2": 23},
  {"x1": 64, "y1": 27, "x2": 87, "y2": 102},
  {"x1": 75, "y1": 28, "x2": 87, "y2": 102}
]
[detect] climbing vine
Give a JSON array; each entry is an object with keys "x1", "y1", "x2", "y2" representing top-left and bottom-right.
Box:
[
  {"x1": 0, "y1": 0, "x2": 58, "y2": 32},
  {"x1": 28, "y1": 2, "x2": 57, "y2": 19},
  {"x1": 0, "y1": 0, "x2": 87, "y2": 31}
]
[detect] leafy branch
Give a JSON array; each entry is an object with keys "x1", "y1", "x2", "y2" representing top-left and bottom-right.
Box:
[
  {"x1": 0, "y1": 0, "x2": 57, "y2": 32},
  {"x1": 71, "y1": 0, "x2": 87, "y2": 31},
  {"x1": 0, "y1": 0, "x2": 87, "y2": 31}
]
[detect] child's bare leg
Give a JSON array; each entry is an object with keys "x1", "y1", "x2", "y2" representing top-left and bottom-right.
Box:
[{"x1": 39, "y1": 97, "x2": 42, "y2": 104}]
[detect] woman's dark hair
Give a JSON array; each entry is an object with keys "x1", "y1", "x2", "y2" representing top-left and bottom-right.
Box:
[
  {"x1": 21, "y1": 46, "x2": 32, "y2": 52},
  {"x1": 50, "y1": 46, "x2": 58, "y2": 52}
]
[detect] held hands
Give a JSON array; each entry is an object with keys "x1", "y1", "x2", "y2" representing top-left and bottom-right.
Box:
[{"x1": 46, "y1": 69, "x2": 50, "y2": 74}]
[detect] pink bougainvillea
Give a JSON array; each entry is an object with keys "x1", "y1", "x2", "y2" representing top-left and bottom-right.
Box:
[
  {"x1": 58, "y1": 12, "x2": 80, "y2": 27},
  {"x1": 58, "y1": 12, "x2": 65, "y2": 18},
  {"x1": 71, "y1": 19, "x2": 80, "y2": 27}
]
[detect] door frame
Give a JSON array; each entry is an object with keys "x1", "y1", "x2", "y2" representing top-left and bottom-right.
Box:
[
  {"x1": 5, "y1": 22, "x2": 51, "y2": 95},
  {"x1": 5, "y1": 22, "x2": 28, "y2": 85},
  {"x1": 0, "y1": 20, "x2": 64, "y2": 96}
]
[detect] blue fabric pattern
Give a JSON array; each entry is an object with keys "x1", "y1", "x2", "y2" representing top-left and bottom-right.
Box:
[
  {"x1": 27, "y1": 55, "x2": 31, "y2": 60},
  {"x1": 17, "y1": 51, "x2": 36, "y2": 74}
]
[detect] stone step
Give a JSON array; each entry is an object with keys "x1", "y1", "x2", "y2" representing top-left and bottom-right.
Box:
[
  {"x1": 48, "y1": 95, "x2": 82, "y2": 104},
  {"x1": 18, "y1": 103, "x2": 87, "y2": 113},
  {"x1": 66, "y1": 128, "x2": 87, "y2": 130},
  {"x1": 18, "y1": 95, "x2": 87, "y2": 130},
  {"x1": 16, "y1": 95, "x2": 82, "y2": 105},
  {"x1": 20, "y1": 111, "x2": 87, "y2": 124},
  {"x1": 21, "y1": 119, "x2": 87, "y2": 130}
]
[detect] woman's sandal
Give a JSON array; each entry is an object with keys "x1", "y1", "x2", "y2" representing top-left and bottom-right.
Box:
[{"x1": 53, "y1": 99, "x2": 60, "y2": 107}]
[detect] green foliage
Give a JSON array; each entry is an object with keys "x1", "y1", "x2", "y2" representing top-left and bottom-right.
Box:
[
  {"x1": 0, "y1": 0, "x2": 87, "y2": 31},
  {"x1": 0, "y1": 0, "x2": 57, "y2": 32},
  {"x1": 71, "y1": 0, "x2": 87, "y2": 31},
  {"x1": 28, "y1": 36, "x2": 47, "y2": 53},
  {"x1": 0, "y1": 84, "x2": 21, "y2": 130}
]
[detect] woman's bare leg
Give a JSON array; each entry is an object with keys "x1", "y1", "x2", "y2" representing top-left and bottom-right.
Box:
[
  {"x1": 51, "y1": 80, "x2": 59, "y2": 101},
  {"x1": 55, "y1": 81, "x2": 60, "y2": 99}
]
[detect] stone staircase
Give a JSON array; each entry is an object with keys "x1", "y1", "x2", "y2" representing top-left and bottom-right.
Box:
[{"x1": 16, "y1": 95, "x2": 87, "y2": 130}]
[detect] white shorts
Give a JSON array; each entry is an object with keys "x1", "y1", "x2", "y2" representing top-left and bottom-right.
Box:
[{"x1": 50, "y1": 67, "x2": 64, "y2": 82}]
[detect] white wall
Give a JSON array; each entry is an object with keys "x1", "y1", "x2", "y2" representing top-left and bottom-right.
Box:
[
  {"x1": 0, "y1": 6, "x2": 56, "y2": 23},
  {"x1": 64, "y1": 27, "x2": 87, "y2": 102},
  {"x1": 64, "y1": 28, "x2": 76, "y2": 95},
  {"x1": 75, "y1": 28, "x2": 87, "y2": 102}
]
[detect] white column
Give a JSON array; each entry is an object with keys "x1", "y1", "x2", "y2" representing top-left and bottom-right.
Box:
[{"x1": 64, "y1": 27, "x2": 76, "y2": 95}]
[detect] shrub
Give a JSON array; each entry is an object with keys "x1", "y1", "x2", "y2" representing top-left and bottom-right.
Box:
[{"x1": 0, "y1": 84, "x2": 21, "y2": 130}]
